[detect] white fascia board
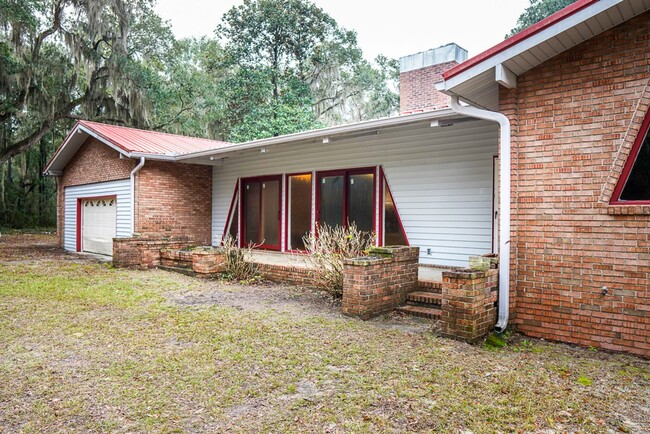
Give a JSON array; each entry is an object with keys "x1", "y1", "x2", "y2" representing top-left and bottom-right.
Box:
[
  {"x1": 177, "y1": 109, "x2": 457, "y2": 160},
  {"x1": 76, "y1": 125, "x2": 131, "y2": 158},
  {"x1": 43, "y1": 124, "x2": 96, "y2": 175},
  {"x1": 128, "y1": 152, "x2": 179, "y2": 161},
  {"x1": 441, "y1": 0, "x2": 624, "y2": 91},
  {"x1": 495, "y1": 64, "x2": 518, "y2": 89}
]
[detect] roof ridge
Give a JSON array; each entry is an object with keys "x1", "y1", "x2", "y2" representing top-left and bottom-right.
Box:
[{"x1": 79, "y1": 120, "x2": 232, "y2": 145}]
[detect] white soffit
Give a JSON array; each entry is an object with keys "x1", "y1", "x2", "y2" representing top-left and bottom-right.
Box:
[{"x1": 441, "y1": 0, "x2": 650, "y2": 106}]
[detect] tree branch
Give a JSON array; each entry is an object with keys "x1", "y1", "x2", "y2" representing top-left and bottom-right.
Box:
[
  {"x1": 0, "y1": 94, "x2": 88, "y2": 165},
  {"x1": 31, "y1": 0, "x2": 64, "y2": 63}
]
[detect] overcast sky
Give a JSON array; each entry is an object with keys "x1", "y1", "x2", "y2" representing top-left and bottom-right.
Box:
[{"x1": 154, "y1": 0, "x2": 531, "y2": 62}]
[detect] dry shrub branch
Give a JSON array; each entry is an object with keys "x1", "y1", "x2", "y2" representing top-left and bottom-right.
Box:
[{"x1": 303, "y1": 223, "x2": 375, "y2": 297}]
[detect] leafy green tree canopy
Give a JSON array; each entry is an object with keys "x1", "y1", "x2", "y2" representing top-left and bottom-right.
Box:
[
  {"x1": 507, "y1": 0, "x2": 577, "y2": 37},
  {"x1": 214, "y1": 0, "x2": 398, "y2": 141},
  {"x1": 0, "y1": 0, "x2": 174, "y2": 164}
]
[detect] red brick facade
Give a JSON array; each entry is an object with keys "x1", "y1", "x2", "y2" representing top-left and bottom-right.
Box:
[
  {"x1": 440, "y1": 269, "x2": 498, "y2": 344},
  {"x1": 501, "y1": 12, "x2": 650, "y2": 357},
  {"x1": 400, "y1": 60, "x2": 458, "y2": 113},
  {"x1": 56, "y1": 137, "x2": 212, "y2": 248},
  {"x1": 56, "y1": 138, "x2": 134, "y2": 245},
  {"x1": 342, "y1": 246, "x2": 420, "y2": 319},
  {"x1": 135, "y1": 161, "x2": 212, "y2": 245}
]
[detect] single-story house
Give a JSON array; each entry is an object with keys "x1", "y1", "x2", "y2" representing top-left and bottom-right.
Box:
[{"x1": 45, "y1": 0, "x2": 650, "y2": 357}]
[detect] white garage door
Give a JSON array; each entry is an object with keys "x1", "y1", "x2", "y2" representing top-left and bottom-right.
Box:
[{"x1": 82, "y1": 198, "x2": 116, "y2": 256}]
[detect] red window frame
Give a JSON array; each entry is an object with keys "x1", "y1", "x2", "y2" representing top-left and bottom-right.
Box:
[
  {"x1": 241, "y1": 175, "x2": 282, "y2": 251},
  {"x1": 222, "y1": 180, "x2": 240, "y2": 245},
  {"x1": 379, "y1": 167, "x2": 409, "y2": 246},
  {"x1": 315, "y1": 167, "x2": 377, "y2": 235},
  {"x1": 284, "y1": 172, "x2": 314, "y2": 253},
  {"x1": 76, "y1": 195, "x2": 117, "y2": 252},
  {"x1": 611, "y1": 110, "x2": 650, "y2": 205}
]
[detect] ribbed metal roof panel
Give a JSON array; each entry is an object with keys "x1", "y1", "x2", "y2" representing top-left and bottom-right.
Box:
[{"x1": 79, "y1": 121, "x2": 232, "y2": 156}]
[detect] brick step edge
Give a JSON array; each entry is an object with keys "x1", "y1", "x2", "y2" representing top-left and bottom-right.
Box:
[
  {"x1": 407, "y1": 291, "x2": 442, "y2": 305},
  {"x1": 395, "y1": 305, "x2": 441, "y2": 320},
  {"x1": 158, "y1": 265, "x2": 198, "y2": 277},
  {"x1": 417, "y1": 280, "x2": 442, "y2": 292}
]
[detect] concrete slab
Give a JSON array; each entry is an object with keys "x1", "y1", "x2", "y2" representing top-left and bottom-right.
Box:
[
  {"x1": 249, "y1": 251, "x2": 310, "y2": 269},
  {"x1": 418, "y1": 267, "x2": 443, "y2": 282}
]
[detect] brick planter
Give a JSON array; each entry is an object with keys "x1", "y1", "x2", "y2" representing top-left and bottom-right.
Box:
[
  {"x1": 113, "y1": 237, "x2": 193, "y2": 269},
  {"x1": 160, "y1": 248, "x2": 226, "y2": 274},
  {"x1": 439, "y1": 269, "x2": 499, "y2": 344},
  {"x1": 342, "y1": 246, "x2": 420, "y2": 320}
]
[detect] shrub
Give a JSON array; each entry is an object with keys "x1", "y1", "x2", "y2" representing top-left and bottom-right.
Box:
[
  {"x1": 221, "y1": 235, "x2": 259, "y2": 282},
  {"x1": 302, "y1": 223, "x2": 375, "y2": 297}
]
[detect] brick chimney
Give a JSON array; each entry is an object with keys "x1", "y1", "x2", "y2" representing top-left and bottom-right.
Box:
[{"x1": 399, "y1": 43, "x2": 468, "y2": 114}]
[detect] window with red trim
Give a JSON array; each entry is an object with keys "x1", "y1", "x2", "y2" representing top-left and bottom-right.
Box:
[
  {"x1": 612, "y1": 110, "x2": 650, "y2": 204},
  {"x1": 222, "y1": 166, "x2": 410, "y2": 251},
  {"x1": 224, "y1": 182, "x2": 239, "y2": 244}
]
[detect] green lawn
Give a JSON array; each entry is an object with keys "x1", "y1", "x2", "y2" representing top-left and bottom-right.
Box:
[{"x1": 0, "y1": 234, "x2": 648, "y2": 433}]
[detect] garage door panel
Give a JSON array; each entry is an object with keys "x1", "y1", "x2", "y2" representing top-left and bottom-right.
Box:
[
  {"x1": 82, "y1": 198, "x2": 116, "y2": 256},
  {"x1": 64, "y1": 179, "x2": 132, "y2": 254}
]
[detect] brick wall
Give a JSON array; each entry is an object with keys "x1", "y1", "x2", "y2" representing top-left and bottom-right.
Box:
[
  {"x1": 113, "y1": 238, "x2": 193, "y2": 269},
  {"x1": 135, "y1": 160, "x2": 212, "y2": 245},
  {"x1": 342, "y1": 246, "x2": 420, "y2": 319},
  {"x1": 440, "y1": 269, "x2": 498, "y2": 344},
  {"x1": 257, "y1": 264, "x2": 313, "y2": 286},
  {"x1": 501, "y1": 12, "x2": 650, "y2": 357},
  {"x1": 56, "y1": 138, "x2": 134, "y2": 246},
  {"x1": 400, "y1": 61, "x2": 458, "y2": 113},
  {"x1": 56, "y1": 136, "x2": 212, "y2": 249}
]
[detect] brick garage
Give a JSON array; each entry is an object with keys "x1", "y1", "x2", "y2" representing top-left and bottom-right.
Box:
[
  {"x1": 47, "y1": 121, "x2": 222, "y2": 256},
  {"x1": 56, "y1": 138, "x2": 135, "y2": 246},
  {"x1": 135, "y1": 161, "x2": 211, "y2": 244},
  {"x1": 499, "y1": 12, "x2": 650, "y2": 356}
]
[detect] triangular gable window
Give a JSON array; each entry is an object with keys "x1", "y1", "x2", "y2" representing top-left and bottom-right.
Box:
[
  {"x1": 223, "y1": 182, "x2": 240, "y2": 244},
  {"x1": 612, "y1": 111, "x2": 650, "y2": 203}
]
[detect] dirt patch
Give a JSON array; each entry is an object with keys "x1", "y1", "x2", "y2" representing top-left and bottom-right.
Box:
[
  {"x1": 163, "y1": 272, "x2": 433, "y2": 333},
  {"x1": 166, "y1": 278, "x2": 341, "y2": 317},
  {"x1": 0, "y1": 232, "x2": 105, "y2": 264}
]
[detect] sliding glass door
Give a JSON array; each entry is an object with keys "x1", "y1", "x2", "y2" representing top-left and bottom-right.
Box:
[
  {"x1": 243, "y1": 176, "x2": 281, "y2": 249},
  {"x1": 287, "y1": 173, "x2": 312, "y2": 251}
]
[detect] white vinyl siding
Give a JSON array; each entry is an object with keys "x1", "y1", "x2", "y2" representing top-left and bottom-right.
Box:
[
  {"x1": 64, "y1": 179, "x2": 132, "y2": 253},
  {"x1": 212, "y1": 120, "x2": 498, "y2": 267}
]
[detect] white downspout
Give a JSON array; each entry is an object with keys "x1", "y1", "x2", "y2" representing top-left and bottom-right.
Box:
[
  {"x1": 449, "y1": 96, "x2": 511, "y2": 332},
  {"x1": 130, "y1": 157, "x2": 145, "y2": 236}
]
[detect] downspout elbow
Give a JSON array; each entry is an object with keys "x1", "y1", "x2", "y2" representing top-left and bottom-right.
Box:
[
  {"x1": 130, "y1": 157, "x2": 145, "y2": 236},
  {"x1": 449, "y1": 96, "x2": 511, "y2": 333}
]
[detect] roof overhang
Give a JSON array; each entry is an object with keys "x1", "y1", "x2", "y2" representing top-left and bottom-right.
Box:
[
  {"x1": 436, "y1": 0, "x2": 650, "y2": 108},
  {"x1": 44, "y1": 123, "x2": 179, "y2": 176},
  {"x1": 177, "y1": 108, "x2": 464, "y2": 164},
  {"x1": 45, "y1": 110, "x2": 471, "y2": 174}
]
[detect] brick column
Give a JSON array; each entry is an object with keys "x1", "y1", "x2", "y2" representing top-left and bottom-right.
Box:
[
  {"x1": 342, "y1": 246, "x2": 419, "y2": 320},
  {"x1": 440, "y1": 269, "x2": 499, "y2": 343}
]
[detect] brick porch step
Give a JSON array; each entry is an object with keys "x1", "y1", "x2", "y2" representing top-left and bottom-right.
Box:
[
  {"x1": 395, "y1": 305, "x2": 441, "y2": 319},
  {"x1": 158, "y1": 265, "x2": 196, "y2": 277},
  {"x1": 407, "y1": 291, "x2": 442, "y2": 306},
  {"x1": 417, "y1": 280, "x2": 442, "y2": 293}
]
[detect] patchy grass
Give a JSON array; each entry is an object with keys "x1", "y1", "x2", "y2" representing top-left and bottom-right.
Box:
[{"x1": 0, "y1": 234, "x2": 649, "y2": 433}]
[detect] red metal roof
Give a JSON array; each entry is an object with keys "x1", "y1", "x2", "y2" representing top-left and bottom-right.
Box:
[
  {"x1": 78, "y1": 120, "x2": 232, "y2": 155},
  {"x1": 442, "y1": 0, "x2": 599, "y2": 80}
]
